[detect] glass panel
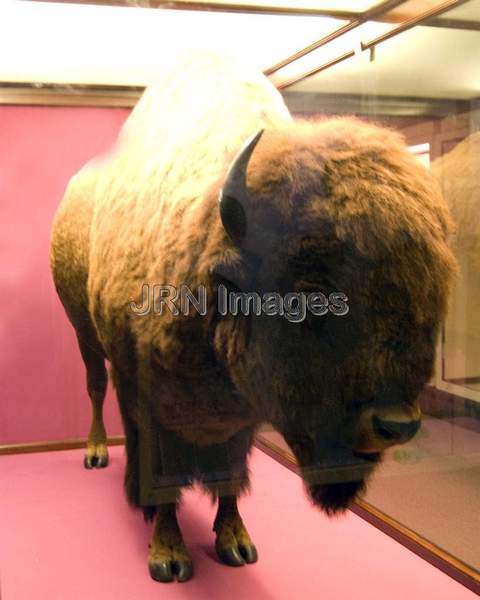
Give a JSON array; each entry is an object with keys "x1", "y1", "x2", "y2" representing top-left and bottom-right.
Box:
[
  {"x1": 272, "y1": 14, "x2": 479, "y2": 99},
  {"x1": 435, "y1": 132, "x2": 480, "y2": 395},
  {"x1": 275, "y1": 0, "x2": 480, "y2": 576}
]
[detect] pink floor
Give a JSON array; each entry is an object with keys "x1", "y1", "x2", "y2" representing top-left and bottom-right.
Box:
[{"x1": 0, "y1": 447, "x2": 476, "y2": 600}]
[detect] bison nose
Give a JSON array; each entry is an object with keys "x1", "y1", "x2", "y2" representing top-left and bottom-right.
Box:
[{"x1": 372, "y1": 414, "x2": 420, "y2": 444}]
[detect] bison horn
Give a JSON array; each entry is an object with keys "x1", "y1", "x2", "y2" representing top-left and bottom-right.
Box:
[{"x1": 219, "y1": 129, "x2": 264, "y2": 244}]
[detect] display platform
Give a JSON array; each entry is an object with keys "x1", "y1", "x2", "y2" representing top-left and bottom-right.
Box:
[{"x1": 0, "y1": 446, "x2": 476, "y2": 600}]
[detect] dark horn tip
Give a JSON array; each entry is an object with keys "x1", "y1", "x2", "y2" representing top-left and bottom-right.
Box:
[{"x1": 219, "y1": 129, "x2": 265, "y2": 244}]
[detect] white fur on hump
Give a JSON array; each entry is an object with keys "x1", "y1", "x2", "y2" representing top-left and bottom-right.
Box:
[
  {"x1": 117, "y1": 50, "x2": 291, "y2": 182},
  {"x1": 83, "y1": 50, "x2": 292, "y2": 347},
  {"x1": 86, "y1": 49, "x2": 293, "y2": 233}
]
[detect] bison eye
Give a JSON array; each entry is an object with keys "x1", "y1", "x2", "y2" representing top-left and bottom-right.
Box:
[{"x1": 385, "y1": 338, "x2": 404, "y2": 352}]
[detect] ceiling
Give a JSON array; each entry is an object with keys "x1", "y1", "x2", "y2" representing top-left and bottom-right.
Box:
[
  {"x1": 0, "y1": 0, "x2": 479, "y2": 102},
  {"x1": 0, "y1": 1, "x2": 343, "y2": 85}
]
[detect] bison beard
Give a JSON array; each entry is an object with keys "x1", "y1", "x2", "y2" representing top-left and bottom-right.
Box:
[
  {"x1": 50, "y1": 51, "x2": 456, "y2": 582},
  {"x1": 282, "y1": 429, "x2": 382, "y2": 514},
  {"x1": 305, "y1": 453, "x2": 381, "y2": 515}
]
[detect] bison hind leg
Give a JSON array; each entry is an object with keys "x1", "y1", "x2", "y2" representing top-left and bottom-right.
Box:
[{"x1": 77, "y1": 332, "x2": 109, "y2": 469}]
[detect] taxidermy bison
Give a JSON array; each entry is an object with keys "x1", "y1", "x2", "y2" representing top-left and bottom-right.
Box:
[{"x1": 50, "y1": 52, "x2": 456, "y2": 583}]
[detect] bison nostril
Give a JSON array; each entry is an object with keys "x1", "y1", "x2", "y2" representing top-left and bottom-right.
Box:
[{"x1": 372, "y1": 415, "x2": 420, "y2": 443}]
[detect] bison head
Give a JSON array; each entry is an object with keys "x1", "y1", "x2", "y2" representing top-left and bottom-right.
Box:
[{"x1": 213, "y1": 119, "x2": 457, "y2": 514}]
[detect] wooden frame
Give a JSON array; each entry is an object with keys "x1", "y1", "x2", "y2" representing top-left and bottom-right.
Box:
[
  {"x1": 0, "y1": 83, "x2": 473, "y2": 124},
  {"x1": 0, "y1": 436, "x2": 125, "y2": 456},
  {"x1": 0, "y1": 83, "x2": 143, "y2": 107}
]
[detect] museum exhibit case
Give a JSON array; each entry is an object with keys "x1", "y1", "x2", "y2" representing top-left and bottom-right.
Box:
[{"x1": 0, "y1": 1, "x2": 479, "y2": 598}]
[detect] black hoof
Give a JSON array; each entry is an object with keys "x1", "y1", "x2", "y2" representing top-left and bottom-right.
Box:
[
  {"x1": 96, "y1": 455, "x2": 109, "y2": 468},
  {"x1": 84, "y1": 453, "x2": 109, "y2": 469},
  {"x1": 217, "y1": 543, "x2": 258, "y2": 566},
  {"x1": 217, "y1": 545, "x2": 245, "y2": 567},
  {"x1": 84, "y1": 455, "x2": 96, "y2": 469},
  {"x1": 176, "y1": 560, "x2": 193, "y2": 582},
  {"x1": 149, "y1": 560, "x2": 173, "y2": 582},
  {"x1": 149, "y1": 559, "x2": 193, "y2": 583},
  {"x1": 240, "y1": 543, "x2": 258, "y2": 564}
]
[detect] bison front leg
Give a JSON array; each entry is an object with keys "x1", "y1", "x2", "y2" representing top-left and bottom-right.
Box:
[
  {"x1": 149, "y1": 501, "x2": 193, "y2": 583},
  {"x1": 214, "y1": 495, "x2": 258, "y2": 566},
  {"x1": 202, "y1": 425, "x2": 258, "y2": 567}
]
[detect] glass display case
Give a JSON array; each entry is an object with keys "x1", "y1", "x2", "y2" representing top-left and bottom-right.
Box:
[
  {"x1": 260, "y1": 0, "x2": 480, "y2": 587},
  {"x1": 0, "y1": 1, "x2": 478, "y2": 598}
]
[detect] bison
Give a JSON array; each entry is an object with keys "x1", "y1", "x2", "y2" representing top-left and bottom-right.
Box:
[{"x1": 50, "y1": 51, "x2": 456, "y2": 583}]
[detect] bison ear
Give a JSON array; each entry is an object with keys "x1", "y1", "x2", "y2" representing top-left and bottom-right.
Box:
[{"x1": 219, "y1": 130, "x2": 264, "y2": 245}]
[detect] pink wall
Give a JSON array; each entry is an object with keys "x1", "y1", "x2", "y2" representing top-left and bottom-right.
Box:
[{"x1": 0, "y1": 105, "x2": 130, "y2": 444}]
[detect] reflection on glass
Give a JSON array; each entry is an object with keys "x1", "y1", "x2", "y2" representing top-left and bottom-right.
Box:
[
  {"x1": 275, "y1": 2, "x2": 480, "y2": 99},
  {"x1": 432, "y1": 134, "x2": 480, "y2": 397},
  {"x1": 270, "y1": 0, "x2": 480, "y2": 578}
]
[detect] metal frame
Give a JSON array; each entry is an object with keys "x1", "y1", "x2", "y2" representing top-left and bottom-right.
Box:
[
  {"x1": 263, "y1": 0, "x2": 408, "y2": 76},
  {"x1": 361, "y1": 0, "x2": 472, "y2": 51},
  {"x1": 275, "y1": 0, "x2": 472, "y2": 89}
]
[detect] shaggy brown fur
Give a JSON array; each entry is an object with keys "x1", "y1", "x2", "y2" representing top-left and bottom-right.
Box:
[{"x1": 50, "y1": 51, "x2": 456, "y2": 582}]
